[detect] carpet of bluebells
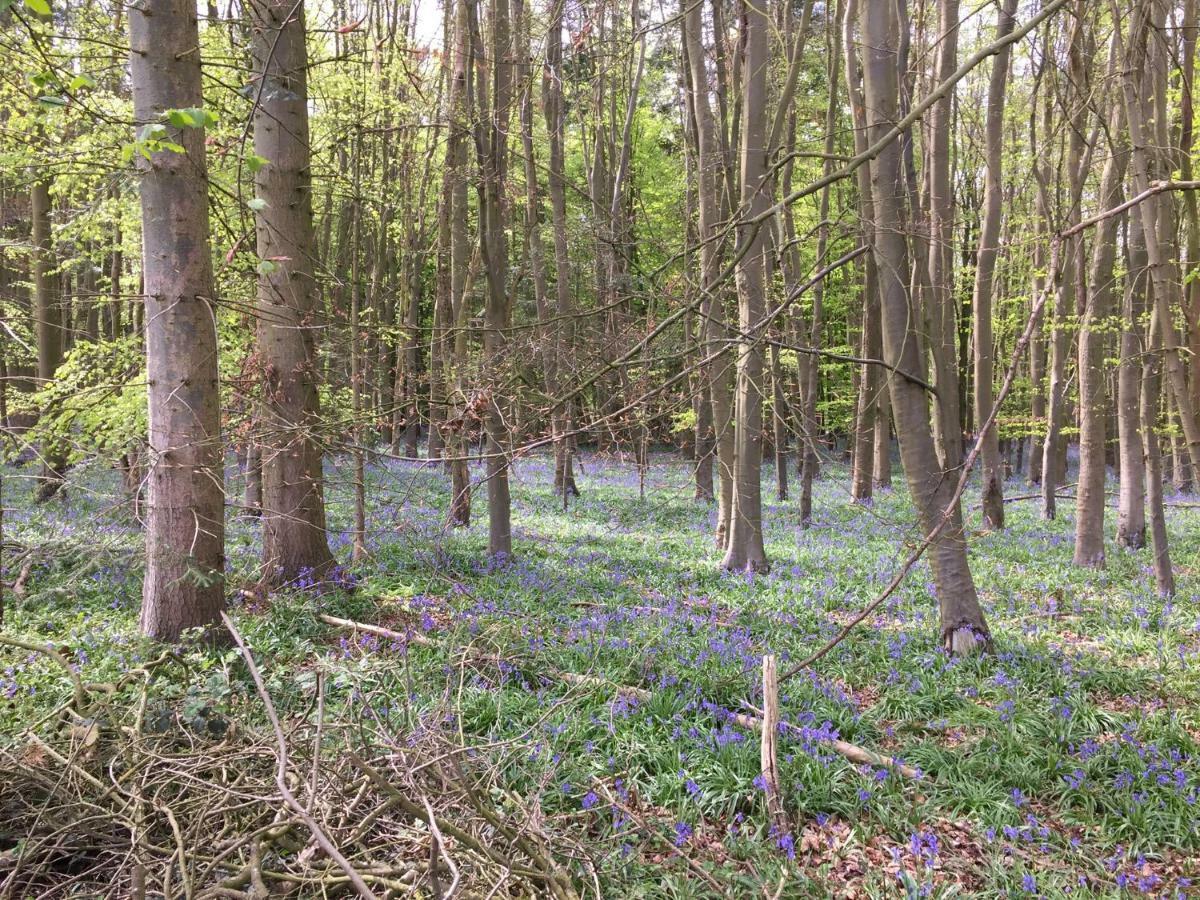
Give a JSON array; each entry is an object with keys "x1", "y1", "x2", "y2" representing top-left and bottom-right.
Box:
[{"x1": 2, "y1": 447, "x2": 1199, "y2": 898}]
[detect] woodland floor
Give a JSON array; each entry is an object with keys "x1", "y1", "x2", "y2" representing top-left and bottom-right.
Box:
[{"x1": 1, "y1": 448, "x2": 1199, "y2": 898}]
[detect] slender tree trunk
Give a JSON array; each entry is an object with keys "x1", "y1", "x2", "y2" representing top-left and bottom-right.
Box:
[
  {"x1": 799, "y1": 5, "x2": 841, "y2": 525},
  {"x1": 770, "y1": 342, "x2": 788, "y2": 501},
  {"x1": 1118, "y1": 214, "x2": 1149, "y2": 549},
  {"x1": 721, "y1": 0, "x2": 769, "y2": 573},
  {"x1": 926, "y1": 0, "x2": 964, "y2": 470},
  {"x1": 1118, "y1": 0, "x2": 1200, "y2": 478},
  {"x1": 1142, "y1": 306, "x2": 1174, "y2": 596},
  {"x1": 31, "y1": 178, "x2": 65, "y2": 501},
  {"x1": 972, "y1": 0, "x2": 1017, "y2": 530},
  {"x1": 129, "y1": 0, "x2": 225, "y2": 641},
  {"x1": 1042, "y1": 6, "x2": 1088, "y2": 518},
  {"x1": 544, "y1": 0, "x2": 578, "y2": 499},
  {"x1": 859, "y1": 0, "x2": 989, "y2": 653},
  {"x1": 249, "y1": 0, "x2": 337, "y2": 585},
  {"x1": 1074, "y1": 80, "x2": 1126, "y2": 567},
  {"x1": 477, "y1": 0, "x2": 515, "y2": 557},
  {"x1": 682, "y1": 0, "x2": 734, "y2": 545}
]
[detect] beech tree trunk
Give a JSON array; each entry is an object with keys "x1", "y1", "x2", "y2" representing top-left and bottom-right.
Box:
[
  {"x1": 721, "y1": 0, "x2": 769, "y2": 573},
  {"x1": 1074, "y1": 87, "x2": 1126, "y2": 567},
  {"x1": 971, "y1": 0, "x2": 1017, "y2": 530},
  {"x1": 926, "y1": 0, "x2": 963, "y2": 470},
  {"x1": 129, "y1": 0, "x2": 225, "y2": 641},
  {"x1": 32, "y1": 178, "x2": 65, "y2": 502},
  {"x1": 478, "y1": 0, "x2": 515, "y2": 557},
  {"x1": 1117, "y1": 215, "x2": 1149, "y2": 549},
  {"x1": 681, "y1": 0, "x2": 735, "y2": 545},
  {"x1": 858, "y1": 0, "x2": 989, "y2": 654},
  {"x1": 544, "y1": 0, "x2": 578, "y2": 499},
  {"x1": 249, "y1": 0, "x2": 337, "y2": 586}
]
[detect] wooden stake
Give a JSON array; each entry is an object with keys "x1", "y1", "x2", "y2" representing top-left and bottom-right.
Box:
[{"x1": 760, "y1": 654, "x2": 786, "y2": 833}]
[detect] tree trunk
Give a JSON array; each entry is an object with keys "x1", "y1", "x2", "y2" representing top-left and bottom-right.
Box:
[
  {"x1": 544, "y1": 0, "x2": 578, "y2": 499},
  {"x1": 858, "y1": 0, "x2": 989, "y2": 654},
  {"x1": 681, "y1": 0, "x2": 734, "y2": 545},
  {"x1": 477, "y1": 0, "x2": 515, "y2": 558},
  {"x1": 249, "y1": 0, "x2": 337, "y2": 586},
  {"x1": 1073, "y1": 80, "x2": 1126, "y2": 567},
  {"x1": 129, "y1": 0, "x2": 225, "y2": 641},
  {"x1": 1142, "y1": 307, "x2": 1174, "y2": 596},
  {"x1": 971, "y1": 0, "x2": 1017, "y2": 530},
  {"x1": 32, "y1": 178, "x2": 65, "y2": 502},
  {"x1": 926, "y1": 0, "x2": 963, "y2": 471},
  {"x1": 721, "y1": 0, "x2": 769, "y2": 573}
]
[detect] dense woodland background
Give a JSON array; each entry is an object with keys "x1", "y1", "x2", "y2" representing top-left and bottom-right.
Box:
[{"x1": 1, "y1": 0, "x2": 1200, "y2": 896}]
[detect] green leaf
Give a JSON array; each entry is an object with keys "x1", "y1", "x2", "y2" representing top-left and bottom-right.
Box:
[
  {"x1": 68, "y1": 74, "x2": 95, "y2": 92},
  {"x1": 23, "y1": 0, "x2": 50, "y2": 16},
  {"x1": 244, "y1": 153, "x2": 269, "y2": 174},
  {"x1": 36, "y1": 95, "x2": 67, "y2": 107},
  {"x1": 247, "y1": 197, "x2": 268, "y2": 211},
  {"x1": 0, "y1": 0, "x2": 16, "y2": 15},
  {"x1": 138, "y1": 123, "x2": 167, "y2": 142},
  {"x1": 256, "y1": 259, "x2": 278, "y2": 276},
  {"x1": 165, "y1": 107, "x2": 217, "y2": 129},
  {"x1": 159, "y1": 141, "x2": 185, "y2": 154}
]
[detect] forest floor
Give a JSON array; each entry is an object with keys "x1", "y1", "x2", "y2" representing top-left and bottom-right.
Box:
[{"x1": 1, "y1": 449, "x2": 1198, "y2": 898}]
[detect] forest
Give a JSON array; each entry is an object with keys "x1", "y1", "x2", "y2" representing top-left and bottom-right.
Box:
[{"x1": 1, "y1": 0, "x2": 1199, "y2": 895}]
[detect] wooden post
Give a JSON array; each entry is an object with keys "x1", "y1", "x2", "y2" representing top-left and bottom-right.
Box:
[{"x1": 760, "y1": 654, "x2": 786, "y2": 834}]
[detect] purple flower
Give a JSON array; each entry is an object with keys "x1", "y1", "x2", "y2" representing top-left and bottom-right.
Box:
[{"x1": 673, "y1": 822, "x2": 693, "y2": 846}]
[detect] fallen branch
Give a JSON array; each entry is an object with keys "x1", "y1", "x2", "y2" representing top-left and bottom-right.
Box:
[
  {"x1": 554, "y1": 669, "x2": 916, "y2": 779},
  {"x1": 222, "y1": 613, "x2": 378, "y2": 899},
  {"x1": 318, "y1": 614, "x2": 434, "y2": 647}
]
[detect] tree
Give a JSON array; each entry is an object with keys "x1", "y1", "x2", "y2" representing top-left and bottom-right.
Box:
[
  {"x1": 858, "y1": 0, "x2": 990, "y2": 654},
  {"x1": 129, "y1": 0, "x2": 225, "y2": 641},
  {"x1": 971, "y1": 0, "x2": 1018, "y2": 531},
  {"x1": 248, "y1": 0, "x2": 337, "y2": 586},
  {"x1": 721, "y1": 0, "x2": 770, "y2": 573},
  {"x1": 681, "y1": 0, "x2": 735, "y2": 546},
  {"x1": 31, "y1": 177, "x2": 65, "y2": 501}
]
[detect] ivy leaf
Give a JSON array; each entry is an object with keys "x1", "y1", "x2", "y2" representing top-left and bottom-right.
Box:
[
  {"x1": 244, "y1": 153, "x2": 269, "y2": 174},
  {"x1": 256, "y1": 259, "x2": 278, "y2": 276},
  {"x1": 247, "y1": 197, "x2": 268, "y2": 211},
  {"x1": 24, "y1": 0, "x2": 50, "y2": 16}
]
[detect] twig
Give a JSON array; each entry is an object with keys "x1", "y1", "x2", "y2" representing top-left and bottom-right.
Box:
[
  {"x1": 221, "y1": 613, "x2": 378, "y2": 900},
  {"x1": 319, "y1": 614, "x2": 434, "y2": 647}
]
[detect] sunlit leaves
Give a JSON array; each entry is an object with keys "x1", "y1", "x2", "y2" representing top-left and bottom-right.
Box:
[
  {"x1": 165, "y1": 107, "x2": 218, "y2": 129},
  {"x1": 23, "y1": 0, "x2": 51, "y2": 17}
]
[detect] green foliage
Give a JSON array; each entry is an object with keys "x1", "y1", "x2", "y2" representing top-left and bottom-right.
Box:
[{"x1": 13, "y1": 336, "x2": 146, "y2": 465}]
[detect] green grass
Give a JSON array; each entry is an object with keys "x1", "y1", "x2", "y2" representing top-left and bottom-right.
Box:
[{"x1": 2, "y1": 448, "x2": 1198, "y2": 897}]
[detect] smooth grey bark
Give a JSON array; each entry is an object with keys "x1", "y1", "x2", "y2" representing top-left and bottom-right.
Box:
[
  {"x1": 1073, "y1": 89, "x2": 1126, "y2": 567},
  {"x1": 858, "y1": 0, "x2": 989, "y2": 653},
  {"x1": 1117, "y1": 215, "x2": 1149, "y2": 549},
  {"x1": 477, "y1": 0, "x2": 515, "y2": 557},
  {"x1": 926, "y1": 0, "x2": 963, "y2": 471},
  {"x1": 798, "y1": 1, "x2": 842, "y2": 525},
  {"x1": 129, "y1": 0, "x2": 225, "y2": 641},
  {"x1": 971, "y1": 0, "x2": 1018, "y2": 530},
  {"x1": 1042, "y1": 5, "x2": 1088, "y2": 518},
  {"x1": 544, "y1": 0, "x2": 578, "y2": 499},
  {"x1": 721, "y1": 0, "x2": 769, "y2": 573},
  {"x1": 1142, "y1": 306, "x2": 1174, "y2": 596},
  {"x1": 681, "y1": 0, "x2": 735, "y2": 545},
  {"x1": 31, "y1": 178, "x2": 65, "y2": 502},
  {"x1": 1119, "y1": 0, "x2": 1200, "y2": 482},
  {"x1": 249, "y1": 0, "x2": 337, "y2": 585}
]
